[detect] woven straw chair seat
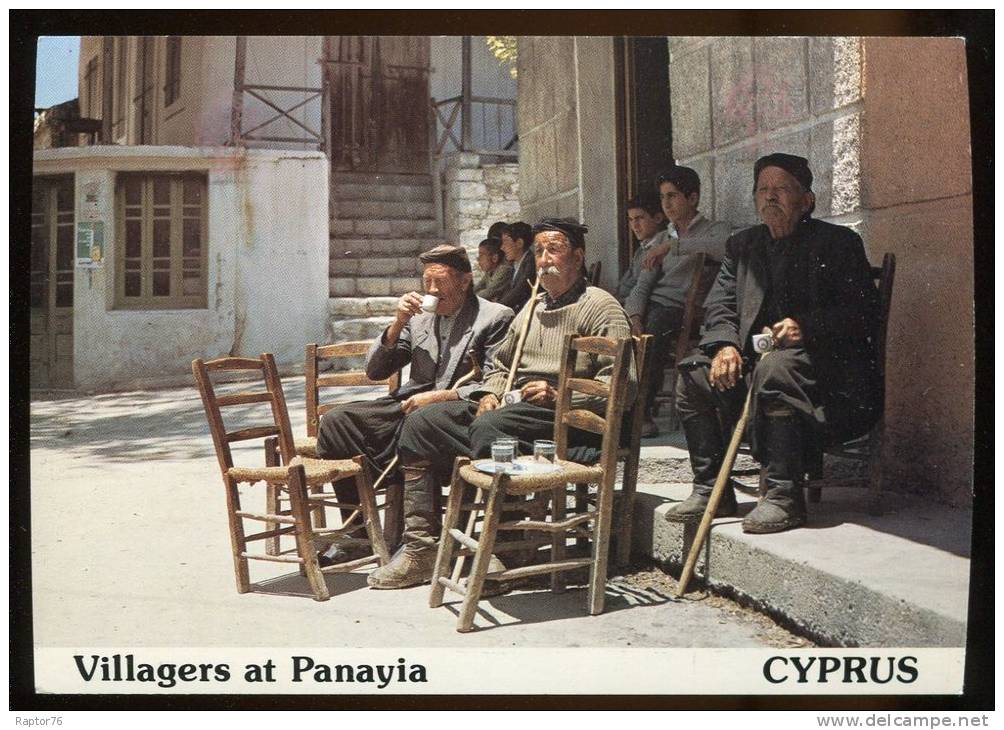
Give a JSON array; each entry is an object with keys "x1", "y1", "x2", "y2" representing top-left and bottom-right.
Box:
[
  {"x1": 294, "y1": 436, "x2": 319, "y2": 458},
  {"x1": 459, "y1": 459, "x2": 603, "y2": 495},
  {"x1": 228, "y1": 455, "x2": 362, "y2": 486}
]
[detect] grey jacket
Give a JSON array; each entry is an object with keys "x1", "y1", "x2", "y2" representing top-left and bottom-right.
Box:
[
  {"x1": 366, "y1": 292, "x2": 515, "y2": 400},
  {"x1": 623, "y1": 214, "x2": 733, "y2": 317}
]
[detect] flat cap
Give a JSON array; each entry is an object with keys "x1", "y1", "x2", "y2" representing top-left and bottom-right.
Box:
[
  {"x1": 754, "y1": 153, "x2": 813, "y2": 192},
  {"x1": 418, "y1": 243, "x2": 471, "y2": 273}
]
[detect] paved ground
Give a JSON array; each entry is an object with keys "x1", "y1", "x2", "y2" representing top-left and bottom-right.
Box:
[{"x1": 28, "y1": 380, "x2": 799, "y2": 649}]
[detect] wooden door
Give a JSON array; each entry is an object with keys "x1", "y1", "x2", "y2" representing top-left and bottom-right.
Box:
[
  {"x1": 327, "y1": 36, "x2": 431, "y2": 173},
  {"x1": 615, "y1": 37, "x2": 673, "y2": 271},
  {"x1": 30, "y1": 176, "x2": 75, "y2": 389}
]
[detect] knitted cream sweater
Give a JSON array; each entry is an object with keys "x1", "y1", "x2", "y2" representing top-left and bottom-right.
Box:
[{"x1": 474, "y1": 285, "x2": 636, "y2": 411}]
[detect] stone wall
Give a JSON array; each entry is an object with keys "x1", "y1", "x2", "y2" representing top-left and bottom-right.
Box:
[
  {"x1": 516, "y1": 36, "x2": 620, "y2": 289},
  {"x1": 670, "y1": 36, "x2": 864, "y2": 226},
  {"x1": 668, "y1": 36, "x2": 974, "y2": 505},
  {"x1": 442, "y1": 152, "x2": 520, "y2": 277}
]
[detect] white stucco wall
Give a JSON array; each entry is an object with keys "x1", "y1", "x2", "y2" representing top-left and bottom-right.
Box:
[{"x1": 33, "y1": 146, "x2": 329, "y2": 391}]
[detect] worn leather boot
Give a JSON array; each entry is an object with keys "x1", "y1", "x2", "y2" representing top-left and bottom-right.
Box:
[
  {"x1": 665, "y1": 409, "x2": 737, "y2": 523},
  {"x1": 743, "y1": 411, "x2": 807, "y2": 534},
  {"x1": 368, "y1": 463, "x2": 439, "y2": 589},
  {"x1": 665, "y1": 482, "x2": 738, "y2": 524}
]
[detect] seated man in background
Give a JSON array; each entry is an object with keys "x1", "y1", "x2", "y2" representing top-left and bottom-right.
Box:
[
  {"x1": 667, "y1": 153, "x2": 882, "y2": 534},
  {"x1": 472, "y1": 237, "x2": 513, "y2": 302},
  {"x1": 496, "y1": 221, "x2": 536, "y2": 313},
  {"x1": 625, "y1": 166, "x2": 733, "y2": 437},
  {"x1": 314, "y1": 244, "x2": 514, "y2": 564},
  {"x1": 366, "y1": 218, "x2": 636, "y2": 589}
]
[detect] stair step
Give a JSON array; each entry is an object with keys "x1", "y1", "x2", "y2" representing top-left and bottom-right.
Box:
[
  {"x1": 332, "y1": 171, "x2": 433, "y2": 187},
  {"x1": 328, "y1": 297, "x2": 399, "y2": 318},
  {"x1": 326, "y1": 315, "x2": 395, "y2": 346},
  {"x1": 332, "y1": 183, "x2": 434, "y2": 203},
  {"x1": 330, "y1": 218, "x2": 440, "y2": 238},
  {"x1": 329, "y1": 276, "x2": 422, "y2": 298},
  {"x1": 330, "y1": 238, "x2": 442, "y2": 258},
  {"x1": 330, "y1": 256, "x2": 423, "y2": 277},
  {"x1": 332, "y1": 200, "x2": 437, "y2": 220}
]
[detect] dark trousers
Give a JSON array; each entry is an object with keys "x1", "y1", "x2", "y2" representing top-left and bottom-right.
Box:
[
  {"x1": 315, "y1": 395, "x2": 403, "y2": 521},
  {"x1": 643, "y1": 303, "x2": 684, "y2": 418},
  {"x1": 675, "y1": 347, "x2": 820, "y2": 484},
  {"x1": 394, "y1": 399, "x2": 604, "y2": 545}
]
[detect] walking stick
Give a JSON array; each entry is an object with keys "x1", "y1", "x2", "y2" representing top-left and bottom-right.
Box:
[
  {"x1": 503, "y1": 276, "x2": 542, "y2": 394},
  {"x1": 676, "y1": 343, "x2": 773, "y2": 597},
  {"x1": 675, "y1": 385, "x2": 753, "y2": 597}
]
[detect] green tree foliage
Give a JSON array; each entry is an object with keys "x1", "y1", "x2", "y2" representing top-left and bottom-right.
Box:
[{"x1": 486, "y1": 36, "x2": 517, "y2": 79}]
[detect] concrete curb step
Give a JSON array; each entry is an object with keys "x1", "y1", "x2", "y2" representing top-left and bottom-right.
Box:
[{"x1": 630, "y1": 482, "x2": 969, "y2": 647}]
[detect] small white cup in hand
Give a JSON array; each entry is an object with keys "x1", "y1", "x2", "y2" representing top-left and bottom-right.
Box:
[{"x1": 420, "y1": 294, "x2": 439, "y2": 313}]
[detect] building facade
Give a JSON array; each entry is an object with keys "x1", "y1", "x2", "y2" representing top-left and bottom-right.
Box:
[{"x1": 32, "y1": 35, "x2": 520, "y2": 390}]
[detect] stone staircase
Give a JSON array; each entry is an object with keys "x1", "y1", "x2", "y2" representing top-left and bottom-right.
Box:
[{"x1": 327, "y1": 171, "x2": 443, "y2": 346}]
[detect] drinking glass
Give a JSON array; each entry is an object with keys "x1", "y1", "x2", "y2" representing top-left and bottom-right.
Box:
[{"x1": 533, "y1": 439, "x2": 557, "y2": 463}]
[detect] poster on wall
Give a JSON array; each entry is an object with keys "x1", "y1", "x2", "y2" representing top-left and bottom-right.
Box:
[{"x1": 76, "y1": 221, "x2": 104, "y2": 268}]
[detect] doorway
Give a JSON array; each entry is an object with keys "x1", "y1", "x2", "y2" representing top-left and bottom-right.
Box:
[
  {"x1": 615, "y1": 37, "x2": 673, "y2": 273},
  {"x1": 30, "y1": 175, "x2": 75, "y2": 389},
  {"x1": 326, "y1": 36, "x2": 431, "y2": 174}
]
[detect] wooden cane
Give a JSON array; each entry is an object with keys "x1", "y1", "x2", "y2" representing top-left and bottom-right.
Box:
[
  {"x1": 676, "y1": 345, "x2": 773, "y2": 597},
  {"x1": 503, "y1": 276, "x2": 541, "y2": 394},
  {"x1": 675, "y1": 385, "x2": 753, "y2": 597}
]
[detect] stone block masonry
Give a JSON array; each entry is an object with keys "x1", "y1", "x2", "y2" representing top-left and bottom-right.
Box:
[{"x1": 442, "y1": 152, "x2": 520, "y2": 282}]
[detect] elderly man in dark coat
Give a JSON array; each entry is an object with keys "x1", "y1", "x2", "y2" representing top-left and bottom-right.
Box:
[
  {"x1": 315, "y1": 244, "x2": 514, "y2": 563},
  {"x1": 666, "y1": 153, "x2": 882, "y2": 533}
]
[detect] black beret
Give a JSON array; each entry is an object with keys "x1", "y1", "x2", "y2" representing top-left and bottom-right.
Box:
[
  {"x1": 754, "y1": 153, "x2": 813, "y2": 192},
  {"x1": 531, "y1": 217, "x2": 589, "y2": 250},
  {"x1": 418, "y1": 244, "x2": 471, "y2": 273}
]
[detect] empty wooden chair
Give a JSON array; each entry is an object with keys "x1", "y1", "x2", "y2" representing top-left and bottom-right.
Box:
[
  {"x1": 429, "y1": 334, "x2": 634, "y2": 632},
  {"x1": 192, "y1": 353, "x2": 389, "y2": 601},
  {"x1": 264, "y1": 341, "x2": 402, "y2": 553}
]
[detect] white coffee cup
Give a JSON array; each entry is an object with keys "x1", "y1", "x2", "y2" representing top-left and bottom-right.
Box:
[{"x1": 420, "y1": 294, "x2": 439, "y2": 313}]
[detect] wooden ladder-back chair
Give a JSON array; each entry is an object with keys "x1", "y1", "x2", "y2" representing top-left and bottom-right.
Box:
[
  {"x1": 572, "y1": 333, "x2": 654, "y2": 566},
  {"x1": 612, "y1": 333, "x2": 655, "y2": 566},
  {"x1": 193, "y1": 353, "x2": 389, "y2": 601},
  {"x1": 264, "y1": 341, "x2": 402, "y2": 553},
  {"x1": 657, "y1": 253, "x2": 721, "y2": 428},
  {"x1": 429, "y1": 334, "x2": 634, "y2": 632},
  {"x1": 803, "y1": 253, "x2": 896, "y2": 514}
]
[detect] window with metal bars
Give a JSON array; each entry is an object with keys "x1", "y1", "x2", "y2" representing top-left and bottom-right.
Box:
[
  {"x1": 164, "y1": 36, "x2": 181, "y2": 107},
  {"x1": 115, "y1": 173, "x2": 208, "y2": 309}
]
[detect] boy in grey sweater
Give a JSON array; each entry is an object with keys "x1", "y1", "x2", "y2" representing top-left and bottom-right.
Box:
[{"x1": 624, "y1": 167, "x2": 733, "y2": 436}]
